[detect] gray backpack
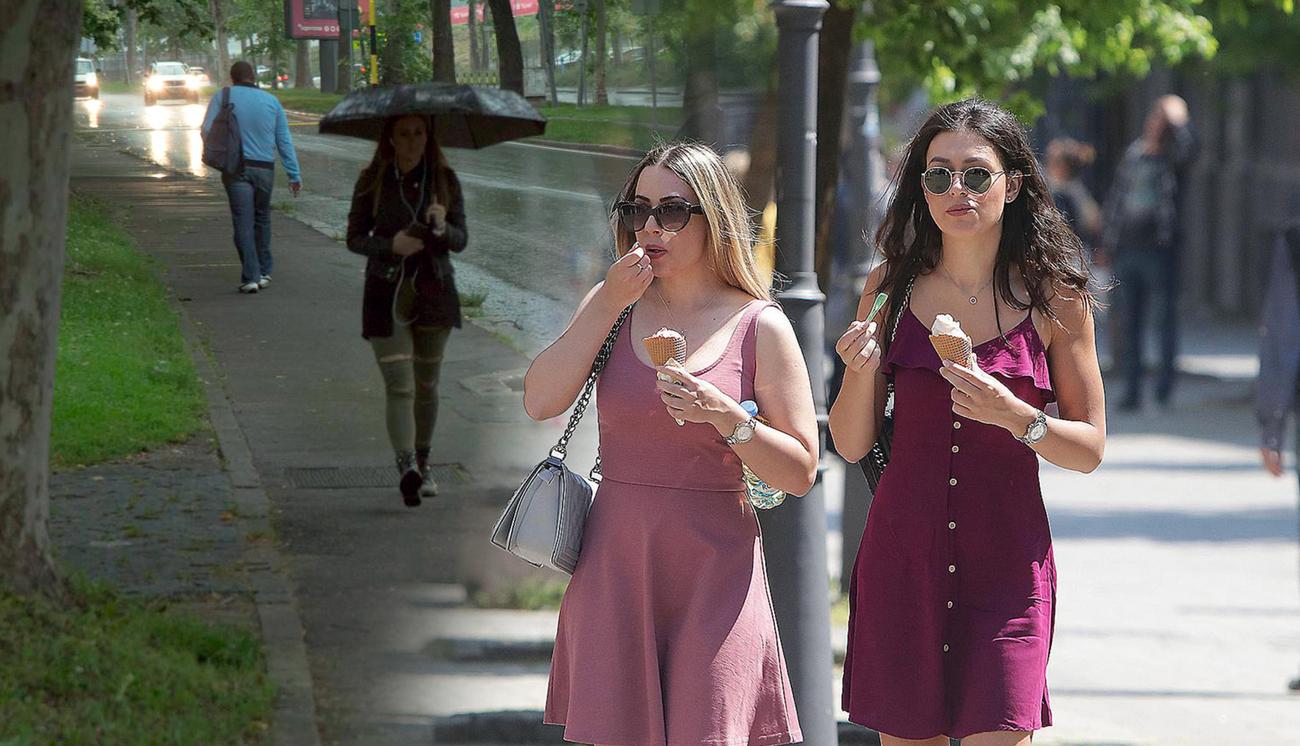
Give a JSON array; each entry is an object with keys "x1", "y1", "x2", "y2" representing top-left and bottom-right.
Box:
[{"x1": 201, "y1": 87, "x2": 244, "y2": 175}]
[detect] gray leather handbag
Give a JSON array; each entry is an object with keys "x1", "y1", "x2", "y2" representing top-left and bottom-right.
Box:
[{"x1": 490, "y1": 305, "x2": 633, "y2": 575}]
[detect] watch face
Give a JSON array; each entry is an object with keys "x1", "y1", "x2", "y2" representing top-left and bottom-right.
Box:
[
  {"x1": 1028, "y1": 420, "x2": 1048, "y2": 441},
  {"x1": 734, "y1": 421, "x2": 756, "y2": 443}
]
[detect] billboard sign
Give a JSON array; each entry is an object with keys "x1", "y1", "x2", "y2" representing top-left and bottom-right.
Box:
[{"x1": 285, "y1": 0, "x2": 372, "y2": 40}]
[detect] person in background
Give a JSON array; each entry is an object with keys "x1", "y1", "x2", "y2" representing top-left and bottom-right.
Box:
[
  {"x1": 1257, "y1": 225, "x2": 1300, "y2": 692},
  {"x1": 345, "y1": 115, "x2": 467, "y2": 506},
  {"x1": 1046, "y1": 137, "x2": 1102, "y2": 255},
  {"x1": 201, "y1": 60, "x2": 302, "y2": 294},
  {"x1": 1100, "y1": 94, "x2": 1197, "y2": 410}
]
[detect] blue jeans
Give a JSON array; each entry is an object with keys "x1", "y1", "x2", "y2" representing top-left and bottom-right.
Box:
[
  {"x1": 1113, "y1": 250, "x2": 1180, "y2": 405},
  {"x1": 221, "y1": 166, "x2": 274, "y2": 284}
]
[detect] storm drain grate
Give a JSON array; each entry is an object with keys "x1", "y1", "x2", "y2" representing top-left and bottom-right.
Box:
[{"x1": 284, "y1": 464, "x2": 469, "y2": 490}]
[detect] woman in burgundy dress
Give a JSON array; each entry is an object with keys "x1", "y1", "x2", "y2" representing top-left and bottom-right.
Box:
[
  {"x1": 829, "y1": 99, "x2": 1107, "y2": 745},
  {"x1": 523, "y1": 142, "x2": 818, "y2": 745}
]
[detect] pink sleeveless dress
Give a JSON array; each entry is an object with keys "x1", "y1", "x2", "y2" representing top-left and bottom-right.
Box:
[
  {"x1": 545, "y1": 300, "x2": 802, "y2": 746},
  {"x1": 842, "y1": 308, "x2": 1058, "y2": 740}
]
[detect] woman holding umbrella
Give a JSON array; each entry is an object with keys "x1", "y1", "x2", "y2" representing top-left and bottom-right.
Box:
[{"x1": 346, "y1": 114, "x2": 466, "y2": 506}]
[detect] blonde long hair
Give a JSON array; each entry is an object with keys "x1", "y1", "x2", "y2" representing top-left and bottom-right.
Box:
[{"x1": 611, "y1": 142, "x2": 772, "y2": 301}]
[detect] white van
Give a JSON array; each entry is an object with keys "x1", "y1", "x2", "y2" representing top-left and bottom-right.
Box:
[{"x1": 74, "y1": 58, "x2": 99, "y2": 99}]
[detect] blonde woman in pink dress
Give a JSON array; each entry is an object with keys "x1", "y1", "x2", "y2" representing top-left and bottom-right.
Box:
[{"x1": 523, "y1": 142, "x2": 819, "y2": 746}]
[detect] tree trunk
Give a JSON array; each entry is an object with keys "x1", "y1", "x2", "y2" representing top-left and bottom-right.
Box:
[
  {"x1": 594, "y1": 0, "x2": 608, "y2": 105},
  {"x1": 538, "y1": 0, "x2": 558, "y2": 104},
  {"x1": 380, "y1": 0, "x2": 408, "y2": 84},
  {"x1": 0, "y1": 0, "x2": 77, "y2": 599},
  {"x1": 812, "y1": 2, "x2": 858, "y2": 291},
  {"x1": 208, "y1": 0, "x2": 228, "y2": 86},
  {"x1": 680, "y1": 1, "x2": 720, "y2": 143},
  {"x1": 294, "y1": 39, "x2": 311, "y2": 88},
  {"x1": 467, "y1": 0, "x2": 479, "y2": 71},
  {"x1": 486, "y1": 0, "x2": 522, "y2": 94},
  {"x1": 431, "y1": 0, "x2": 455, "y2": 82},
  {"x1": 124, "y1": 4, "x2": 137, "y2": 85},
  {"x1": 479, "y1": 2, "x2": 492, "y2": 69}
]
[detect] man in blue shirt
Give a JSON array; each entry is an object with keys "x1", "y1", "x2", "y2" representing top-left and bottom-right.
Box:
[{"x1": 202, "y1": 60, "x2": 303, "y2": 293}]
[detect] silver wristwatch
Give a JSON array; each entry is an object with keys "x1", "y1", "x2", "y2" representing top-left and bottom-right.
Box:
[
  {"x1": 725, "y1": 417, "x2": 758, "y2": 446},
  {"x1": 1015, "y1": 409, "x2": 1048, "y2": 445}
]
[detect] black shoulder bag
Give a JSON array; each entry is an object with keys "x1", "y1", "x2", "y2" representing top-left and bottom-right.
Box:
[{"x1": 859, "y1": 275, "x2": 915, "y2": 493}]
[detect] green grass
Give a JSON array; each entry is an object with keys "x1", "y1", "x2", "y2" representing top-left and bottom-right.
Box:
[
  {"x1": 51, "y1": 196, "x2": 206, "y2": 468},
  {"x1": 268, "y1": 88, "x2": 344, "y2": 115},
  {"x1": 0, "y1": 578, "x2": 273, "y2": 744},
  {"x1": 471, "y1": 577, "x2": 568, "y2": 610}
]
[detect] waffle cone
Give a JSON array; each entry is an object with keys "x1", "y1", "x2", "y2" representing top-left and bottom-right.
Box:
[
  {"x1": 643, "y1": 332, "x2": 687, "y2": 368},
  {"x1": 929, "y1": 334, "x2": 974, "y2": 366}
]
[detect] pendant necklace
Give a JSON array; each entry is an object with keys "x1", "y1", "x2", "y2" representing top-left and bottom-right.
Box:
[{"x1": 938, "y1": 263, "x2": 994, "y2": 305}]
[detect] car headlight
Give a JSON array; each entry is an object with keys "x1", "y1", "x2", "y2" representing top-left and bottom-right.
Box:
[
  {"x1": 186, "y1": 76, "x2": 200, "y2": 89},
  {"x1": 86, "y1": 72, "x2": 97, "y2": 87},
  {"x1": 147, "y1": 77, "x2": 163, "y2": 91}
]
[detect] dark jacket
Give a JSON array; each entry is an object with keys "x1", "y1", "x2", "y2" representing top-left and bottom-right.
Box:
[
  {"x1": 1101, "y1": 122, "x2": 1197, "y2": 253},
  {"x1": 1257, "y1": 228, "x2": 1300, "y2": 452},
  {"x1": 346, "y1": 160, "x2": 467, "y2": 338}
]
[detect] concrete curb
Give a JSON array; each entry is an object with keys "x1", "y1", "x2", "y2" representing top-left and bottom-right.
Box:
[{"x1": 174, "y1": 301, "x2": 322, "y2": 746}]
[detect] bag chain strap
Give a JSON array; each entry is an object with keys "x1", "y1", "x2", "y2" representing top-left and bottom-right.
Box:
[{"x1": 550, "y1": 304, "x2": 634, "y2": 470}]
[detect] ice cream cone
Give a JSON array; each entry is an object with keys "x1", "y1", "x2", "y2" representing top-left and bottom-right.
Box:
[
  {"x1": 643, "y1": 330, "x2": 687, "y2": 368},
  {"x1": 643, "y1": 329, "x2": 688, "y2": 425},
  {"x1": 929, "y1": 333, "x2": 975, "y2": 367}
]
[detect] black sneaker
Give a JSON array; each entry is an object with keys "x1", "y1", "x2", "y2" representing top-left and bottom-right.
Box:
[{"x1": 396, "y1": 451, "x2": 421, "y2": 507}]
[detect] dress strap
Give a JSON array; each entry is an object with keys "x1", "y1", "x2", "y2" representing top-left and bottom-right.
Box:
[{"x1": 739, "y1": 300, "x2": 781, "y2": 394}]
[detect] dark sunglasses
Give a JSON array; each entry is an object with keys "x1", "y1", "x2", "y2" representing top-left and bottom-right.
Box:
[
  {"x1": 614, "y1": 201, "x2": 705, "y2": 232},
  {"x1": 921, "y1": 166, "x2": 1010, "y2": 196}
]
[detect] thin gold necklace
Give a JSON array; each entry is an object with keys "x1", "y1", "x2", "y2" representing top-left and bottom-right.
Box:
[
  {"x1": 938, "y1": 263, "x2": 994, "y2": 306},
  {"x1": 653, "y1": 282, "x2": 728, "y2": 352}
]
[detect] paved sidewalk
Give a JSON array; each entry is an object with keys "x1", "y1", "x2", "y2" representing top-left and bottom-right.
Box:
[{"x1": 69, "y1": 137, "x2": 602, "y2": 745}]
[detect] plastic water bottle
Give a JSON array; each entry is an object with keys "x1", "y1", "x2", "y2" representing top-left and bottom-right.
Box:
[{"x1": 738, "y1": 400, "x2": 785, "y2": 509}]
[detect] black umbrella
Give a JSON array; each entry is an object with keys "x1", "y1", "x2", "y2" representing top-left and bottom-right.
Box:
[{"x1": 318, "y1": 82, "x2": 546, "y2": 148}]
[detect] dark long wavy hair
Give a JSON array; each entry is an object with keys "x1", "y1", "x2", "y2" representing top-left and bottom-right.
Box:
[
  {"x1": 357, "y1": 115, "x2": 452, "y2": 215},
  {"x1": 873, "y1": 99, "x2": 1094, "y2": 336}
]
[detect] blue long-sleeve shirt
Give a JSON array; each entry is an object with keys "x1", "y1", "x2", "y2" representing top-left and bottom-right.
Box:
[{"x1": 201, "y1": 83, "x2": 302, "y2": 183}]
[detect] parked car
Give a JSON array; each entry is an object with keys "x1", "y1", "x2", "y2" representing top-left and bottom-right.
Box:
[
  {"x1": 74, "y1": 57, "x2": 99, "y2": 99},
  {"x1": 187, "y1": 66, "x2": 211, "y2": 86},
  {"x1": 145, "y1": 61, "x2": 200, "y2": 105}
]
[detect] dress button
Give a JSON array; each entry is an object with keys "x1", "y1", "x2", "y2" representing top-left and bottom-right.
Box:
[
  {"x1": 953, "y1": 421, "x2": 962, "y2": 430},
  {"x1": 949, "y1": 477, "x2": 958, "y2": 486},
  {"x1": 947, "y1": 600, "x2": 954, "y2": 609},
  {"x1": 948, "y1": 564, "x2": 956, "y2": 573},
  {"x1": 951, "y1": 445, "x2": 960, "y2": 453},
  {"x1": 943, "y1": 644, "x2": 950, "y2": 652},
  {"x1": 948, "y1": 521, "x2": 957, "y2": 530}
]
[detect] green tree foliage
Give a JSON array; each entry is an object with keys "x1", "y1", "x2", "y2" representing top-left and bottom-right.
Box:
[{"x1": 83, "y1": 0, "x2": 209, "y2": 51}]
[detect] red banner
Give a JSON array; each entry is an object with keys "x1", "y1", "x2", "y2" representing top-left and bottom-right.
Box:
[{"x1": 450, "y1": 0, "x2": 538, "y2": 26}]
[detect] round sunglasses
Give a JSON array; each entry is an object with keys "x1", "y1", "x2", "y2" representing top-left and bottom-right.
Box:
[
  {"x1": 614, "y1": 201, "x2": 705, "y2": 232},
  {"x1": 921, "y1": 166, "x2": 1011, "y2": 196}
]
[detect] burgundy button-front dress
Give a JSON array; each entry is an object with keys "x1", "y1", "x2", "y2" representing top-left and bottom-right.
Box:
[{"x1": 842, "y1": 308, "x2": 1058, "y2": 740}]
